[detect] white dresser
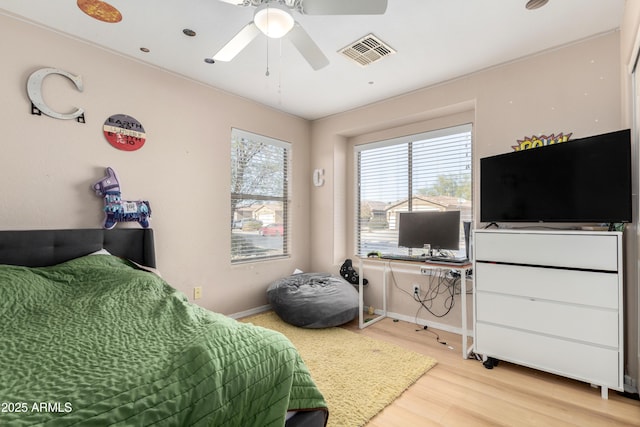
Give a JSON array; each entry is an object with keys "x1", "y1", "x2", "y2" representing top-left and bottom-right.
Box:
[{"x1": 473, "y1": 229, "x2": 624, "y2": 398}]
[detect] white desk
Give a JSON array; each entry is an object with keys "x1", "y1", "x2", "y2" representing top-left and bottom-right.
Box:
[{"x1": 357, "y1": 257, "x2": 473, "y2": 359}]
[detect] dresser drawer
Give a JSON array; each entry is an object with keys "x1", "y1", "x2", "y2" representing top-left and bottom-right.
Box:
[
  {"x1": 475, "y1": 292, "x2": 619, "y2": 347},
  {"x1": 475, "y1": 262, "x2": 619, "y2": 308},
  {"x1": 474, "y1": 231, "x2": 619, "y2": 271},
  {"x1": 474, "y1": 323, "x2": 621, "y2": 389}
]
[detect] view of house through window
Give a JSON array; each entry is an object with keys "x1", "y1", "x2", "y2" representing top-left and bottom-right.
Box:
[
  {"x1": 355, "y1": 124, "x2": 472, "y2": 258},
  {"x1": 231, "y1": 129, "x2": 290, "y2": 262}
]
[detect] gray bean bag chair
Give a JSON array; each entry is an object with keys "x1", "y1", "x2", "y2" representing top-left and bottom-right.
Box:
[{"x1": 267, "y1": 273, "x2": 359, "y2": 328}]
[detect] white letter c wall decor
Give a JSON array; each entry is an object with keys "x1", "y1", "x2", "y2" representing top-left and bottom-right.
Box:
[
  {"x1": 313, "y1": 168, "x2": 325, "y2": 187},
  {"x1": 27, "y1": 67, "x2": 85, "y2": 123}
]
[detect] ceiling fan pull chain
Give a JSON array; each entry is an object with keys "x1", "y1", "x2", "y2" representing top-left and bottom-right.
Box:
[
  {"x1": 265, "y1": 2, "x2": 270, "y2": 76},
  {"x1": 278, "y1": 38, "x2": 283, "y2": 101},
  {"x1": 265, "y1": 34, "x2": 270, "y2": 76}
]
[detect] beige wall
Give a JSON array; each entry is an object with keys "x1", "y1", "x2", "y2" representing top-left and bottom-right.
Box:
[
  {"x1": 310, "y1": 32, "x2": 623, "y2": 332},
  {"x1": 0, "y1": 14, "x2": 312, "y2": 315}
]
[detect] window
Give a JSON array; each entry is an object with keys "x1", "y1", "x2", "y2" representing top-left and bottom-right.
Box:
[
  {"x1": 355, "y1": 124, "x2": 472, "y2": 257},
  {"x1": 231, "y1": 129, "x2": 290, "y2": 262}
]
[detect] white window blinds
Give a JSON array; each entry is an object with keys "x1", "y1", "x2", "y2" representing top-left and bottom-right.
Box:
[
  {"x1": 231, "y1": 129, "x2": 290, "y2": 262},
  {"x1": 355, "y1": 124, "x2": 472, "y2": 257}
]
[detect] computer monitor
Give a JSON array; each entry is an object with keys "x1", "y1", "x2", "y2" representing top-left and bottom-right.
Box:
[{"x1": 397, "y1": 211, "x2": 461, "y2": 253}]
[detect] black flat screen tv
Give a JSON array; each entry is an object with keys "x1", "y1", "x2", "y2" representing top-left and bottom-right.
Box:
[{"x1": 480, "y1": 129, "x2": 632, "y2": 223}]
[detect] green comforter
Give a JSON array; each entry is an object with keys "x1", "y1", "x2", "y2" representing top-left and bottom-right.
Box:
[{"x1": 0, "y1": 255, "x2": 327, "y2": 426}]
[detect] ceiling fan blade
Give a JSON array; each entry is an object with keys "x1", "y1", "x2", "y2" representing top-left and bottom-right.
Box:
[
  {"x1": 212, "y1": 22, "x2": 261, "y2": 62},
  {"x1": 217, "y1": 0, "x2": 245, "y2": 5},
  {"x1": 287, "y1": 23, "x2": 329, "y2": 70},
  {"x1": 301, "y1": 0, "x2": 387, "y2": 15}
]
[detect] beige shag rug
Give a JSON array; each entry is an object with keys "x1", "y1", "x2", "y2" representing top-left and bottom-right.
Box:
[{"x1": 242, "y1": 311, "x2": 437, "y2": 427}]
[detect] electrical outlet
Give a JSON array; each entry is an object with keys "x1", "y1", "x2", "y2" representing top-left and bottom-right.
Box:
[
  {"x1": 193, "y1": 286, "x2": 202, "y2": 300},
  {"x1": 412, "y1": 284, "x2": 420, "y2": 295}
]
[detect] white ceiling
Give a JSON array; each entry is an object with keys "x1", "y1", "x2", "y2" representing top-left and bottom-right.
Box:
[{"x1": 0, "y1": 0, "x2": 625, "y2": 120}]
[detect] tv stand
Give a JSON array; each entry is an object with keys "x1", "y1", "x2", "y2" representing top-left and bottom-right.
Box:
[{"x1": 473, "y1": 229, "x2": 624, "y2": 399}]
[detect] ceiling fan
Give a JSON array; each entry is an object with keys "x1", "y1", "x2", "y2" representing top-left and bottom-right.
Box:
[{"x1": 212, "y1": 0, "x2": 388, "y2": 70}]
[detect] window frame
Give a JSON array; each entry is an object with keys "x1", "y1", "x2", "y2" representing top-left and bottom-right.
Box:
[
  {"x1": 230, "y1": 128, "x2": 291, "y2": 263},
  {"x1": 354, "y1": 123, "x2": 473, "y2": 258}
]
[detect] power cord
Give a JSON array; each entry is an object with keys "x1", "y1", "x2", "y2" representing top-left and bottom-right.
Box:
[
  {"x1": 414, "y1": 324, "x2": 448, "y2": 346},
  {"x1": 412, "y1": 270, "x2": 456, "y2": 318},
  {"x1": 389, "y1": 263, "x2": 472, "y2": 316}
]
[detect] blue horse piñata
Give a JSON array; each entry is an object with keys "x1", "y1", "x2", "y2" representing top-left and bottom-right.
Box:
[{"x1": 92, "y1": 167, "x2": 151, "y2": 229}]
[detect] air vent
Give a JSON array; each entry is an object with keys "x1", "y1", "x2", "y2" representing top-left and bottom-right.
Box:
[{"x1": 339, "y1": 34, "x2": 396, "y2": 67}]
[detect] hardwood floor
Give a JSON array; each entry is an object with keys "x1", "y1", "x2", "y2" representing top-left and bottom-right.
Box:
[{"x1": 341, "y1": 317, "x2": 640, "y2": 426}]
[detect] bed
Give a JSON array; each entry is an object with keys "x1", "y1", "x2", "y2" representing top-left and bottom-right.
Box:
[{"x1": 0, "y1": 228, "x2": 328, "y2": 426}]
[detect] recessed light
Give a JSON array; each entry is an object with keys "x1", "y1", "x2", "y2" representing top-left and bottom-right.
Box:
[{"x1": 183, "y1": 28, "x2": 196, "y2": 37}]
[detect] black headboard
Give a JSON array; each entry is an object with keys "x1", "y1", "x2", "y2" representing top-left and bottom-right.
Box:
[{"x1": 0, "y1": 229, "x2": 156, "y2": 268}]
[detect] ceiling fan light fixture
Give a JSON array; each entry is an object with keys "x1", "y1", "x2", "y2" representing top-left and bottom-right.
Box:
[{"x1": 254, "y1": 3, "x2": 294, "y2": 38}]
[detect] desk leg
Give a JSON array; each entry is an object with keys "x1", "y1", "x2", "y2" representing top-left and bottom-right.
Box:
[
  {"x1": 461, "y1": 267, "x2": 475, "y2": 359},
  {"x1": 461, "y1": 267, "x2": 467, "y2": 359},
  {"x1": 358, "y1": 258, "x2": 387, "y2": 329},
  {"x1": 382, "y1": 263, "x2": 387, "y2": 315}
]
